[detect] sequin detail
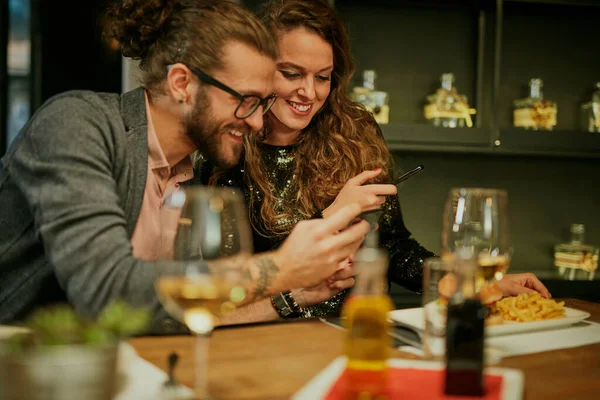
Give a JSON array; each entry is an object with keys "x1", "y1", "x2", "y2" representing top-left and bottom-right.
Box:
[{"x1": 203, "y1": 142, "x2": 435, "y2": 318}]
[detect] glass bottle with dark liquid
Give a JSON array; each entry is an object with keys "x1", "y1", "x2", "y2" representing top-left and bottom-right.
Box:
[{"x1": 444, "y1": 253, "x2": 485, "y2": 397}]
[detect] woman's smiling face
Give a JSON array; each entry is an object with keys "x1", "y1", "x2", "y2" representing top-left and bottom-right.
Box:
[{"x1": 268, "y1": 27, "x2": 334, "y2": 135}]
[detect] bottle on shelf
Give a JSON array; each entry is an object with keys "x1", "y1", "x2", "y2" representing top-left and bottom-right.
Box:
[
  {"x1": 554, "y1": 224, "x2": 598, "y2": 281},
  {"x1": 513, "y1": 78, "x2": 557, "y2": 131},
  {"x1": 350, "y1": 69, "x2": 390, "y2": 125},
  {"x1": 580, "y1": 82, "x2": 600, "y2": 133},
  {"x1": 424, "y1": 73, "x2": 476, "y2": 128}
]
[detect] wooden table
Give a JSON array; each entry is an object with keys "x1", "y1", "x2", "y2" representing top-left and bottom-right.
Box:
[{"x1": 129, "y1": 298, "x2": 600, "y2": 399}]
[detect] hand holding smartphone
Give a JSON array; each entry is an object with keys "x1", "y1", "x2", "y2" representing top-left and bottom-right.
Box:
[{"x1": 361, "y1": 164, "x2": 425, "y2": 218}]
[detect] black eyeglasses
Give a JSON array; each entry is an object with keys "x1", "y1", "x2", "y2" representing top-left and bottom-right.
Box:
[{"x1": 188, "y1": 67, "x2": 277, "y2": 119}]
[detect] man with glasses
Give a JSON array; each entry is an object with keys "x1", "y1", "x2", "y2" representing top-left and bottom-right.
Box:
[
  {"x1": 185, "y1": 66, "x2": 278, "y2": 120},
  {"x1": 0, "y1": 0, "x2": 370, "y2": 333}
]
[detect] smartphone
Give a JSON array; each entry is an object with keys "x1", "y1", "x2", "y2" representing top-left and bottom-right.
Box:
[
  {"x1": 391, "y1": 164, "x2": 425, "y2": 187},
  {"x1": 360, "y1": 164, "x2": 425, "y2": 217}
]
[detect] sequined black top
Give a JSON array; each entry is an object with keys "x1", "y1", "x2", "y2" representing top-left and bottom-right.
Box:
[{"x1": 200, "y1": 142, "x2": 435, "y2": 318}]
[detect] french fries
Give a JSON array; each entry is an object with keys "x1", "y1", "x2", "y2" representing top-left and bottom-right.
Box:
[{"x1": 494, "y1": 292, "x2": 566, "y2": 322}]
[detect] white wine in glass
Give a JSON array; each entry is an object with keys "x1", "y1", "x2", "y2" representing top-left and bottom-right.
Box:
[
  {"x1": 156, "y1": 187, "x2": 252, "y2": 400},
  {"x1": 156, "y1": 270, "x2": 247, "y2": 333},
  {"x1": 441, "y1": 188, "x2": 511, "y2": 288}
]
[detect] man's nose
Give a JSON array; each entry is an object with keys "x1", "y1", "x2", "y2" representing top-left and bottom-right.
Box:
[{"x1": 245, "y1": 109, "x2": 264, "y2": 133}]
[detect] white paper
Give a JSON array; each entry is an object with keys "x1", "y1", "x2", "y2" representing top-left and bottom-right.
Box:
[{"x1": 115, "y1": 342, "x2": 193, "y2": 400}]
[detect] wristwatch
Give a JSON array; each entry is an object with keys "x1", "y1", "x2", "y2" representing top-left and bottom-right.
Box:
[{"x1": 271, "y1": 291, "x2": 304, "y2": 318}]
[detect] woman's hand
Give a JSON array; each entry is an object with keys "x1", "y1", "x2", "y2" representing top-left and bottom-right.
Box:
[
  {"x1": 322, "y1": 169, "x2": 397, "y2": 218},
  {"x1": 292, "y1": 277, "x2": 355, "y2": 308},
  {"x1": 292, "y1": 258, "x2": 358, "y2": 307},
  {"x1": 328, "y1": 256, "x2": 356, "y2": 285},
  {"x1": 497, "y1": 273, "x2": 552, "y2": 298}
]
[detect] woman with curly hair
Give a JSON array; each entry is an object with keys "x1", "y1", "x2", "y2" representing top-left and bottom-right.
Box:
[
  {"x1": 202, "y1": 0, "x2": 433, "y2": 324},
  {"x1": 206, "y1": 0, "x2": 548, "y2": 323}
]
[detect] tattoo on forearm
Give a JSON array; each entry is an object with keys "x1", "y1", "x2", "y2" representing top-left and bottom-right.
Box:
[
  {"x1": 251, "y1": 256, "x2": 280, "y2": 300},
  {"x1": 206, "y1": 254, "x2": 279, "y2": 302}
]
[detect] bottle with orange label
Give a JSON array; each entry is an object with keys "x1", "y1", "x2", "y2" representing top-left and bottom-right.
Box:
[{"x1": 513, "y1": 78, "x2": 557, "y2": 130}]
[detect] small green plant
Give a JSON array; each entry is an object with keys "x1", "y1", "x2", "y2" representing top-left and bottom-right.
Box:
[{"x1": 7, "y1": 301, "x2": 151, "y2": 350}]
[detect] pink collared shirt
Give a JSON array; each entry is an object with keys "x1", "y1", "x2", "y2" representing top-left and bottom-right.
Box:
[{"x1": 130, "y1": 93, "x2": 193, "y2": 260}]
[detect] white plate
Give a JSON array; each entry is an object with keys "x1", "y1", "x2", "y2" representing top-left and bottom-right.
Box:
[{"x1": 388, "y1": 306, "x2": 591, "y2": 337}]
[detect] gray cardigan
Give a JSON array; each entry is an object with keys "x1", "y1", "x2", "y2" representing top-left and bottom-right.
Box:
[{"x1": 0, "y1": 87, "x2": 199, "y2": 333}]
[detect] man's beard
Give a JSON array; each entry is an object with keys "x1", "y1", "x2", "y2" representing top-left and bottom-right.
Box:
[{"x1": 186, "y1": 98, "x2": 243, "y2": 169}]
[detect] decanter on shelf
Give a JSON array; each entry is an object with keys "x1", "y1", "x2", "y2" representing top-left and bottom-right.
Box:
[
  {"x1": 580, "y1": 82, "x2": 600, "y2": 133},
  {"x1": 513, "y1": 78, "x2": 557, "y2": 131},
  {"x1": 554, "y1": 224, "x2": 598, "y2": 281},
  {"x1": 350, "y1": 70, "x2": 389, "y2": 124},
  {"x1": 424, "y1": 73, "x2": 476, "y2": 128}
]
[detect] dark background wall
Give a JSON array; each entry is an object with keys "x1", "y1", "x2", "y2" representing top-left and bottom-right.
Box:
[
  {"x1": 392, "y1": 151, "x2": 600, "y2": 277},
  {"x1": 388, "y1": 150, "x2": 600, "y2": 306},
  {"x1": 33, "y1": 0, "x2": 121, "y2": 105}
]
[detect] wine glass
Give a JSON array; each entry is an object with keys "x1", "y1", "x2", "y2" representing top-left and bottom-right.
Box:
[
  {"x1": 441, "y1": 188, "x2": 511, "y2": 288},
  {"x1": 155, "y1": 186, "x2": 252, "y2": 399}
]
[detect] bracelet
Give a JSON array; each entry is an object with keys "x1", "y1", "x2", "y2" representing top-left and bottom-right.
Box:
[
  {"x1": 271, "y1": 291, "x2": 304, "y2": 318},
  {"x1": 281, "y1": 291, "x2": 304, "y2": 316},
  {"x1": 270, "y1": 295, "x2": 283, "y2": 318},
  {"x1": 271, "y1": 292, "x2": 293, "y2": 318}
]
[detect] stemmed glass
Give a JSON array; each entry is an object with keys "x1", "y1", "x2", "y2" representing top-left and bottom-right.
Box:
[
  {"x1": 441, "y1": 188, "x2": 511, "y2": 288},
  {"x1": 155, "y1": 186, "x2": 252, "y2": 399}
]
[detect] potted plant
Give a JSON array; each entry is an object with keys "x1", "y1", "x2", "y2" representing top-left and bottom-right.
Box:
[{"x1": 0, "y1": 301, "x2": 150, "y2": 400}]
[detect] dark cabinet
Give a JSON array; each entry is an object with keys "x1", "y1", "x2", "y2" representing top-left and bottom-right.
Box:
[{"x1": 334, "y1": 0, "x2": 600, "y2": 158}]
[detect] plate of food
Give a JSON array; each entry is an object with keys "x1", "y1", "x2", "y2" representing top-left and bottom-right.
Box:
[{"x1": 389, "y1": 289, "x2": 590, "y2": 337}]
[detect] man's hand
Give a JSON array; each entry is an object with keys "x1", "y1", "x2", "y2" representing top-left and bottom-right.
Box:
[
  {"x1": 274, "y1": 204, "x2": 369, "y2": 290},
  {"x1": 322, "y1": 169, "x2": 397, "y2": 218},
  {"x1": 497, "y1": 273, "x2": 551, "y2": 298}
]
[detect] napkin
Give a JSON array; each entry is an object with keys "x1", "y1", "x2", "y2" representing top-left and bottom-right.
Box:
[{"x1": 116, "y1": 342, "x2": 193, "y2": 400}]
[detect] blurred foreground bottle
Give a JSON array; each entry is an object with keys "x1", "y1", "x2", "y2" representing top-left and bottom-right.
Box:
[
  {"x1": 351, "y1": 70, "x2": 390, "y2": 125},
  {"x1": 342, "y1": 244, "x2": 392, "y2": 369},
  {"x1": 555, "y1": 224, "x2": 598, "y2": 281},
  {"x1": 341, "y1": 244, "x2": 393, "y2": 399}
]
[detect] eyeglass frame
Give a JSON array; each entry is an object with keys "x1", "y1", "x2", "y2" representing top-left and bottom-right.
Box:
[{"x1": 167, "y1": 64, "x2": 277, "y2": 119}]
